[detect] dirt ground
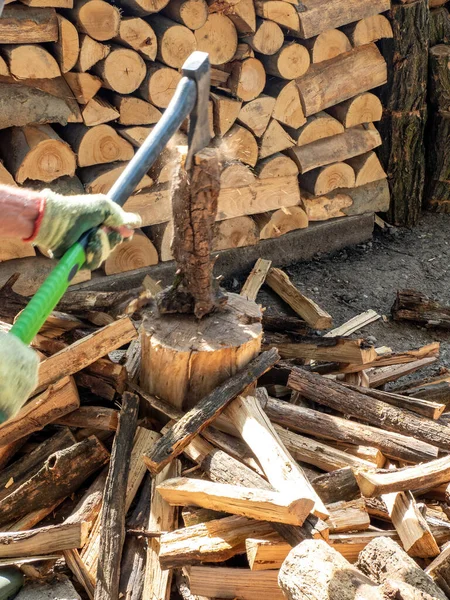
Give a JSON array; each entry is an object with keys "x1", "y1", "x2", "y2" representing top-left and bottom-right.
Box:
[{"x1": 225, "y1": 212, "x2": 450, "y2": 387}]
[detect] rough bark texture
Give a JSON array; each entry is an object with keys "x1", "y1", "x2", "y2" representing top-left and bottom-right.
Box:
[
  {"x1": 425, "y1": 111, "x2": 450, "y2": 212},
  {"x1": 118, "y1": 475, "x2": 151, "y2": 600},
  {"x1": 157, "y1": 147, "x2": 227, "y2": 319},
  {"x1": 430, "y1": 7, "x2": 450, "y2": 46},
  {"x1": 0, "y1": 436, "x2": 109, "y2": 527},
  {"x1": 94, "y1": 393, "x2": 139, "y2": 600},
  {"x1": 311, "y1": 468, "x2": 361, "y2": 505},
  {"x1": 429, "y1": 46, "x2": 450, "y2": 111},
  {"x1": 377, "y1": 0, "x2": 429, "y2": 112},
  {"x1": 287, "y1": 367, "x2": 450, "y2": 450},
  {"x1": 356, "y1": 537, "x2": 447, "y2": 600},
  {"x1": 392, "y1": 289, "x2": 450, "y2": 329},
  {"x1": 377, "y1": 108, "x2": 427, "y2": 227}
]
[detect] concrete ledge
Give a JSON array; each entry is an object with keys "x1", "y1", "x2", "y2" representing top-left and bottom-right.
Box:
[{"x1": 73, "y1": 214, "x2": 374, "y2": 292}]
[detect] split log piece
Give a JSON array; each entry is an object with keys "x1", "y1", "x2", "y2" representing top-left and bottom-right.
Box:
[
  {"x1": 63, "y1": 72, "x2": 102, "y2": 104},
  {"x1": 37, "y1": 318, "x2": 137, "y2": 390},
  {"x1": 295, "y1": 43, "x2": 387, "y2": 117},
  {"x1": 138, "y1": 62, "x2": 182, "y2": 108},
  {"x1": 92, "y1": 46, "x2": 146, "y2": 94},
  {"x1": 67, "y1": 0, "x2": 121, "y2": 41},
  {"x1": 237, "y1": 95, "x2": 275, "y2": 137},
  {"x1": 265, "y1": 267, "x2": 332, "y2": 329},
  {"x1": 161, "y1": 0, "x2": 208, "y2": 29},
  {"x1": 225, "y1": 395, "x2": 329, "y2": 518},
  {"x1": 156, "y1": 476, "x2": 314, "y2": 525},
  {"x1": 327, "y1": 93, "x2": 383, "y2": 127},
  {"x1": 342, "y1": 15, "x2": 393, "y2": 47},
  {"x1": 260, "y1": 42, "x2": 310, "y2": 80},
  {"x1": 94, "y1": 392, "x2": 139, "y2": 600},
  {"x1": 0, "y1": 125, "x2": 76, "y2": 184},
  {"x1": 240, "y1": 258, "x2": 272, "y2": 301},
  {"x1": 300, "y1": 162, "x2": 355, "y2": 195},
  {"x1": 241, "y1": 18, "x2": 283, "y2": 55},
  {"x1": 346, "y1": 152, "x2": 386, "y2": 187},
  {"x1": 254, "y1": 206, "x2": 308, "y2": 239},
  {"x1": 74, "y1": 34, "x2": 110, "y2": 73},
  {"x1": 302, "y1": 29, "x2": 351, "y2": 64},
  {"x1": 149, "y1": 14, "x2": 196, "y2": 68},
  {"x1": 286, "y1": 111, "x2": 344, "y2": 146},
  {"x1": 287, "y1": 124, "x2": 382, "y2": 174},
  {"x1": 194, "y1": 14, "x2": 238, "y2": 65},
  {"x1": 213, "y1": 216, "x2": 259, "y2": 251},
  {"x1": 0, "y1": 377, "x2": 80, "y2": 447},
  {"x1": 102, "y1": 230, "x2": 158, "y2": 275},
  {"x1": 0, "y1": 522, "x2": 89, "y2": 559},
  {"x1": 142, "y1": 460, "x2": 181, "y2": 600},
  {"x1": 79, "y1": 161, "x2": 152, "y2": 194},
  {"x1": 210, "y1": 92, "x2": 242, "y2": 136},
  {"x1": 81, "y1": 96, "x2": 119, "y2": 127},
  {"x1": 1, "y1": 44, "x2": 60, "y2": 79},
  {"x1": 111, "y1": 95, "x2": 161, "y2": 126},
  {"x1": 61, "y1": 124, "x2": 134, "y2": 167},
  {"x1": 264, "y1": 78, "x2": 305, "y2": 128},
  {"x1": 114, "y1": 16, "x2": 157, "y2": 60},
  {"x1": 216, "y1": 124, "x2": 258, "y2": 166},
  {"x1": 0, "y1": 435, "x2": 109, "y2": 527},
  {"x1": 52, "y1": 14, "x2": 79, "y2": 73}
]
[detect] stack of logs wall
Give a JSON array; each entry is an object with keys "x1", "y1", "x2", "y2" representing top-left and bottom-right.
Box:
[
  {"x1": 425, "y1": 1, "x2": 450, "y2": 212},
  {"x1": 0, "y1": 0, "x2": 393, "y2": 276}
]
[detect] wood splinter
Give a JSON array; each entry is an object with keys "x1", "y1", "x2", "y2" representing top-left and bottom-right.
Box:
[{"x1": 157, "y1": 147, "x2": 228, "y2": 319}]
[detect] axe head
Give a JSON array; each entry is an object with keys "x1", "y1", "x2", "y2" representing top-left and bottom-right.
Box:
[
  {"x1": 182, "y1": 51, "x2": 211, "y2": 170},
  {"x1": 0, "y1": 0, "x2": 5, "y2": 17}
]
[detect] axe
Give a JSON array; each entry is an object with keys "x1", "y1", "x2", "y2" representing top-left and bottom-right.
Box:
[{"x1": 9, "y1": 51, "x2": 212, "y2": 345}]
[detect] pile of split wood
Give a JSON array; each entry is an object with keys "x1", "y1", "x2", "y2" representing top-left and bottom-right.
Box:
[
  {"x1": 0, "y1": 0, "x2": 392, "y2": 277},
  {"x1": 1, "y1": 258, "x2": 450, "y2": 600}
]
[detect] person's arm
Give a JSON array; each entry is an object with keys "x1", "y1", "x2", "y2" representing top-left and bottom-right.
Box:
[
  {"x1": 0, "y1": 183, "x2": 142, "y2": 424},
  {"x1": 0, "y1": 185, "x2": 41, "y2": 240}
]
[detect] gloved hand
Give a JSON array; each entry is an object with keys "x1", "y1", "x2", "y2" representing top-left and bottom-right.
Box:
[
  {"x1": 32, "y1": 189, "x2": 142, "y2": 270},
  {"x1": 0, "y1": 332, "x2": 39, "y2": 423}
]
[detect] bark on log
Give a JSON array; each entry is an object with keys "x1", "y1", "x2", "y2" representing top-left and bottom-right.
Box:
[
  {"x1": 278, "y1": 539, "x2": 381, "y2": 600},
  {"x1": 0, "y1": 5, "x2": 58, "y2": 43},
  {"x1": 430, "y1": 6, "x2": 450, "y2": 46},
  {"x1": 261, "y1": 395, "x2": 439, "y2": 463},
  {"x1": 94, "y1": 393, "x2": 139, "y2": 600},
  {"x1": 377, "y1": 0, "x2": 429, "y2": 112},
  {"x1": 0, "y1": 436, "x2": 109, "y2": 527},
  {"x1": 356, "y1": 537, "x2": 447, "y2": 600},
  {"x1": 425, "y1": 110, "x2": 450, "y2": 212},
  {"x1": 287, "y1": 367, "x2": 450, "y2": 451},
  {"x1": 429, "y1": 45, "x2": 450, "y2": 111},
  {"x1": 392, "y1": 289, "x2": 450, "y2": 329},
  {"x1": 156, "y1": 148, "x2": 225, "y2": 318}
]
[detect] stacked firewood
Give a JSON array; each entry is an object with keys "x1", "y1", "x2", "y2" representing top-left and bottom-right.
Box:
[
  {"x1": 0, "y1": 0, "x2": 392, "y2": 277},
  {"x1": 2, "y1": 262, "x2": 450, "y2": 599},
  {"x1": 425, "y1": 2, "x2": 450, "y2": 212}
]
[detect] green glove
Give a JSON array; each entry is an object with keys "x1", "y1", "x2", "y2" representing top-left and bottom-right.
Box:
[
  {"x1": 0, "y1": 332, "x2": 39, "y2": 423},
  {"x1": 33, "y1": 189, "x2": 142, "y2": 270}
]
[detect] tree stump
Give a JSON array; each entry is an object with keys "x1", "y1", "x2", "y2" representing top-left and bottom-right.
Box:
[{"x1": 140, "y1": 292, "x2": 262, "y2": 410}]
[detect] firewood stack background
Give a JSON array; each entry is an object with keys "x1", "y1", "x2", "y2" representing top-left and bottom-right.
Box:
[
  {"x1": 0, "y1": 0, "x2": 394, "y2": 278},
  {"x1": 1, "y1": 259, "x2": 450, "y2": 599}
]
